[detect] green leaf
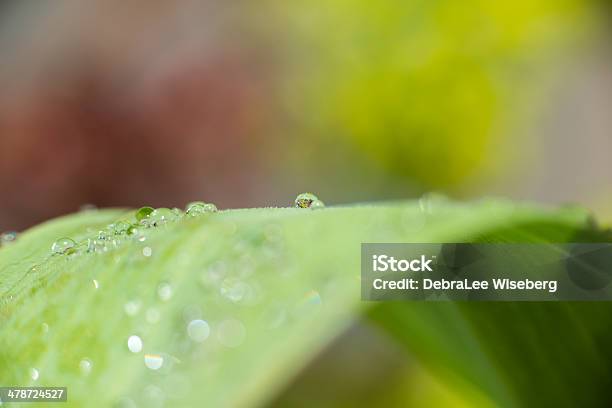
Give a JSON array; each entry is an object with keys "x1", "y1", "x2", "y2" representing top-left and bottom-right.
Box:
[
  {"x1": 0, "y1": 200, "x2": 603, "y2": 407},
  {"x1": 368, "y1": 213, "x2": 612, "y2": 408}
]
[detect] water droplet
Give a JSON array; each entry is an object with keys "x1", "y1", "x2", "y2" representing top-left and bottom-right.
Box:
[
  {"x1": 149, "y1": 208, "x2": 174, "y2": 227},
  {"x1": 88, "y1": 238, "x2": 108, "y2": 254},
  {"x1": 171, "y1": 207, "x2": 183, "y2": 219},
  {"x1": 185, "y1": 201, "x2": 217, "y2": 217},
  {"x1": 124, "y1": 300, "x2": 142, "y2": 317},
  {"x1": 98, "y1": 229, "x2": 111, "y2": 241},
  {"x1": 157, "y1": 282, "x2": 173, "y2": 302},
  {"x1": 51, "y1": 238, "x2": 76, "y2": 255},
  {"x1": 146, "y1": 308, "x2": 160, "y2": 324},
  {"x1": 79, "y1": 358, "x2": 93, "y2": 376},
  {"x1": 217, "y1": 319, "x2": 246, "y2": 348},
  {"x1": 93, "y1": 279, "x2": 100, "y2": 290},
  {"x1": 144, "y1": 354, "x2": 164, "y2": 370},
  {"x1": 135, "y1": 206, "x2": 155, "y2": 223},
  {"x1": 142, "y1": 247, "x2": 153, "y2": 257},
  {"x1": 295, "y1": 193, "x2": 319, "y2": 208},
  {"x1": 111, "y1": 238, "x2": 123, "y2": 249},
  {"x1": 187, "y1": 320, "x2": 210, "y2": 343},
  {"x1": 203, "y1": 203, "x2": 217, "y2": 212},
  {"x1": 127, "y1": 335, "x2": 143, "y2": 353},
  {"x1": 1, "y1": 231, "x2": 18, "y2": 245},
  {"x1": 127, "y1": 225, "x2": 139, "y2": 236},
  {"x1": 310, "y1": 199, "x2": 325, "y2": 209},
  {"x1": 111, "y1": 221, "x2": 131, "y2": 235},
  {"x1": 129, "y1": 226, "x2": 147, "y2": 242},
  {"x1": 30, "y1": 368, "x2": 39, "y2": 381},
  {"x1": 220, "y1": 278, "x2": 249, "y2": 303},
  {"x1": 41, "y1": 323, "x2": 49, "y2": 334}
]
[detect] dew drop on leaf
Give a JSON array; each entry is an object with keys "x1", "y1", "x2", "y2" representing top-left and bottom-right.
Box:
[
  {"x1": 124, "y1": 300, "x2": 142, "y2": 317},
  {"x1": 149, "y1": 208, "x2": 174, "y2": 226},
  {"x1": 310, "y1": 199, "x2": 326, "y2": 209},
  {"x1": 126, "y1": 225, "x2": 139, "y2": 236},
  {"x1": 171, "y1": 207, "x2": 184, "y2": 219},
  {"x1": 157, "y1": 282, "x2": 173, "y2": 302},
  {"x1": 97, "y1": 230, "x2": 110, "y2": 241},
  {"x1": 111, "y1": 221, "x2": 131, "y2": 235},
  {"x1": 185, "y1": 201, "x2": 218, "y2": 217},
  {"x1": 144, "y1": 354, "x2": 164, "y2": 370},
  {"x1": 51, "y1": 238, "x2": 76, "y2": 255},
  {"x1": 220, "y1": 278, "x2": 248, "y2": 303},
  {"x1": 127, "y1": 335, "x2": 143, "y2": 353},
  {"x1": 135, "y1": 206, "x2": 155, "y2": 222},
  {"x1": 79, "y1": 358, "x2": 93, "y2": 376},
  {"x1": 294, "y1": 193, "x2": 319, "y2": 208},
  {"x1": 187, "y1": 320, "x2": 210, "y2": 343},
  {"x1": 0, "y1": 231, "x2": 18, "y2": 245}
]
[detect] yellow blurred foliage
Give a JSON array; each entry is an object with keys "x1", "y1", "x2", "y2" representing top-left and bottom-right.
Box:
[{"x1": 273, "y1": 0, "x2": 593, "y2": 191}]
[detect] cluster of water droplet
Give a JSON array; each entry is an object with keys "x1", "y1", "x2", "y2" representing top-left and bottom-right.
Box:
[
  {"x1": 45, "y1": 194, "x2": 325, "y2": 257},
  {"x1": 23, "y1": 194, "x2": 327, "y2": 400},
  {"x1": 49, "y1": 201, "x2": 219, "y2": 257}
]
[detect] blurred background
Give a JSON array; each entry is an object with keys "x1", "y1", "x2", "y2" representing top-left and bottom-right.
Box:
[
  {"x1": 0, "y1": 0, "x2": 611, "y2": 231},
  {"x1": 1, "y1": 1, "x2": 612, "y2": 406}
]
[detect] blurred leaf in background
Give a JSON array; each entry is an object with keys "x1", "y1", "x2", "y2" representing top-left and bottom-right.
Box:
[
  {"x1": 0, "y1": 0, "x2": 605, "y2": 228},
  {"x1": 268, "y1": 0, "x2": 595, "y2": 199}
]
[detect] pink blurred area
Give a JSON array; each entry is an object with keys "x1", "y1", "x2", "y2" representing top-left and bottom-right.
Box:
[{"x1": 0, "y1": 1, "x2": 276, "y2": 230}]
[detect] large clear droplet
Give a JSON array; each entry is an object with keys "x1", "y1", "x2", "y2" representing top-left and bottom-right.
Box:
[
  {"x1": 51, "y1": 238, "x2": 76, "y2": 255},
  {"x1": 135, "y1": 207, "x2": 155, "y2": 223},
  {"x1": 185, "y1": 201, "x2": 218, "y2": 217},
  {"x1": 294, "y1": 193, "x2": 319, "y2": 209}
]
